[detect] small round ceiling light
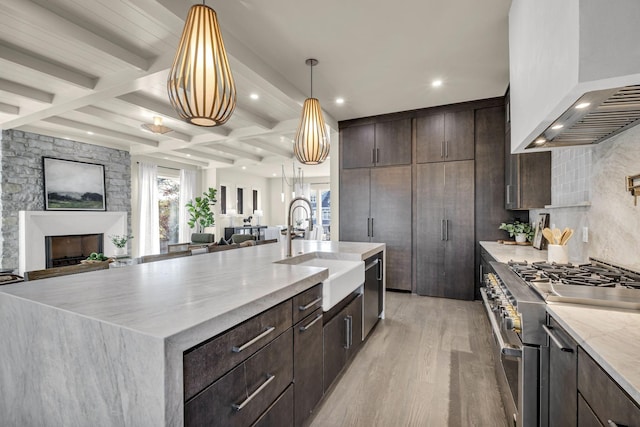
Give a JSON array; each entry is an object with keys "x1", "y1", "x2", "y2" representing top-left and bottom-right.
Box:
[
  {"x1": 432, "y1": 79, "x2": 443, "y2": 88},
  {"x1": 250, "y1": 93, "x2": 259, "y2": 100},
  {"x1": 551, "y1": 124, "x2": 564, "y2": 130},
  {"x1": 294, "y1": 58, "x2": 330, "y2": 165},
  {"x1": 335, "y1": 97, "x2": 345, "y2": 104}
]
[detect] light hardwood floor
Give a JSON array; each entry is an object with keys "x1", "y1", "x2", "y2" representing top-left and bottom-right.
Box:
[{"x1": 309, "y1": 292, "x2": 509, "y2": 427}]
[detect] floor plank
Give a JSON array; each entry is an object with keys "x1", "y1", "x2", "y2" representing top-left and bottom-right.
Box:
[{"x1": 309, "y1": 292, "x2": 509, "y2": 427}]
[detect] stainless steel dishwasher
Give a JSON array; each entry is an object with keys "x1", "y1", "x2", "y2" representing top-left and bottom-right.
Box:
[{"x1": 363, "y1": 252, "x2": 383, "y2": 338}]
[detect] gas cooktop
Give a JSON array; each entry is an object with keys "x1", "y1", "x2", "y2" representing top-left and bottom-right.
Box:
[{"x1": 506, "y1": 258, "x2": 640, "y2": 310}]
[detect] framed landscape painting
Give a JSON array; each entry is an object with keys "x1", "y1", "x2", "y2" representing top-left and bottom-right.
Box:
[
  {"x1": 43, "y1": 157, "x2": 106, "y2": 211},
  {"x1": 532, "y1": 213, "x2": 550, "y2": 250}
]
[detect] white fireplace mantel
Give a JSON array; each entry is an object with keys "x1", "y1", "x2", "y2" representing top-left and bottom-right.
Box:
[{"x1": 19, "y1": 211, "x2": 127, "y2": 275}]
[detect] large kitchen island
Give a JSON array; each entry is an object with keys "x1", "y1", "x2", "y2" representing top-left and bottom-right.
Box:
[{"x1": 0, "y1": 240, "x2": 385, "y2": 427}]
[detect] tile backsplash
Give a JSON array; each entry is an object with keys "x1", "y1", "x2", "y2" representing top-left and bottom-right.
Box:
[{"x1": 530, "y1": 124, "x2": 640, "y2": 270}]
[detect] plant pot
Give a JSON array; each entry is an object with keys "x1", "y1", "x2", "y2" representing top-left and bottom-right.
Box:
[
  {"x1": 515, "y1": 233, "x2": 527, "y2": 243},
  {"x1": 114, "y1": 247, "x2": 127, "y2": 257},
  {"x1": 191, "y1": 233, "x2": 215, "y2": 244}
]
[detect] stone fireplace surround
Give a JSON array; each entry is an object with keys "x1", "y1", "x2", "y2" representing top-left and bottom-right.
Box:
[{"x1": 19, "y1": 211, "x2": 127, "y2": 275}]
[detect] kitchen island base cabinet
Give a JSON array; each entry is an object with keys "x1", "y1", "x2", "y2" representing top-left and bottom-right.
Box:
[
  {"x1": 545, "y1": 316, "x2": 578, "y2": 427},
  {"x1": 323, "y1": 293, "x2": 363, "y2": 393},
  {"x1": 185, "y1": 329, "x2": 294, "y2": 427},
  {"x1": 253, "y1": 385, "x2": 294, "y2": 427},
  {"x1": 293, "y1": 307, "x2": 323, "y2": 427}
]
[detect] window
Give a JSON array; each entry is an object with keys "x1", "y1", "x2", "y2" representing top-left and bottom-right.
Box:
[
  {"x1": 220, "y1": 185, "x2": 227, "y2": 214},
  {"x1": 309, "y1": 186, "x2": 331, "y2": 240},
  {"x1": 252, "y1": 189, "x2": 258, "y2": 213},
  {"x1": 157, "y1": 170, "x2": 180, "y2": 253},
  {"x1": 237, "y1": 188, "x2": 244, "y2": 214}
]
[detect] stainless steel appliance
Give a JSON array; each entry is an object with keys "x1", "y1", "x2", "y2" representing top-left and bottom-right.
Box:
[
  {"x1": 482, "y1": 258, "x2": 640, "y2": 427},
  {"x1": 363, "y1": 253, "x2": 383, "y2": 338}
]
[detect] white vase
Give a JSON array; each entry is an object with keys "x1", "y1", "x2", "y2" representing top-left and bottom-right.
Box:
[
  {"x1": 114, "y1": 247, "x2": 127, "y2": 257},
  {"x1": 515, "y1": 233, "x2": 527, "y2": 243}
]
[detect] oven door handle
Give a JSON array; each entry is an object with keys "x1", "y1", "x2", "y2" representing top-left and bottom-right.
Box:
[{"x1": 480, "y1": 288, "x2": 523, "y2": 358}]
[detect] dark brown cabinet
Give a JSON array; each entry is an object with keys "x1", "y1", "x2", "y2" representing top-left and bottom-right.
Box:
[
  {"x1": 293, "y1": 305, "x2": 323, "y2": 427},
  {"x1": 339, "y1": 166, "x2": 411, "y2": 291},
  {"x1": 545, "y1": 316, "x2": 578, "y2": 427},
  {"x1": 578, "y1": 347, "x2": 640, "y2": 427},
  {"x1": 323, "y1": 293, "x2": 363, "y2": 392},
  {"x1": 252, "y1": 386, "x2": 294, "y2": 427},
  {"x1": 504, "y1": 90, "x2": 551, "y2": 210},
  {"x1": 577, "y1": 394, "x2": 603, "y2": 427},
  {"x1": 341, "y1": 119, "x2": 411, "y2": 169},
  {"x1": 363, "y1": 252, "x2": 383, "y2": 338},
  {"x1": 416, "y1": 110, "x2": 474, "y2": 163},
  {"x1": 416, "y1": 160, "x2": 475, "y2": 300}
]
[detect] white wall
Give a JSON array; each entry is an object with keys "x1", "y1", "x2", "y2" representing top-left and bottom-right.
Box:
[{"x1": 216, "y1": 168, "x2": 270, "y2": 240}]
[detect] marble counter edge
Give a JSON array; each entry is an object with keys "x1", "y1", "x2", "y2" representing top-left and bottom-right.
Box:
[
  {"x1": 479, "y1": 241, "x2": 548, "y2": 263},
  {"x1": 546, "y1": 303, "x2": 640, "y2": 404}
]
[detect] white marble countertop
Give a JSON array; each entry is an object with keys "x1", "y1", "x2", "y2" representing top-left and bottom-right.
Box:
[
  {"x1": 0, "y1": 239, "x2": 384, "y2": 342},
  {"x1": 480, "y1": 241, "x2": 548, "y2": 263},
  {"x1": 547, "y1": 303, "x2": 640, "y2": 404}
]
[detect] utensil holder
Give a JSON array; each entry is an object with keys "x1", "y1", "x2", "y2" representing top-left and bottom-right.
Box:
[{"x1": 548, "y1": 244, "x2": 569, "y2": 264}]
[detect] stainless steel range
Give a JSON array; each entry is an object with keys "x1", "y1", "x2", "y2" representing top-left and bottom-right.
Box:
[{"x1": 481, "y1": 258, "x2": 640, "y2": 427}]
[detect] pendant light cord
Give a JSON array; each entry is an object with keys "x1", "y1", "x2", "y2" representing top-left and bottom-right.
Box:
[{"x1": 310, "y1": 63, "x2": 313, "y2": 98}]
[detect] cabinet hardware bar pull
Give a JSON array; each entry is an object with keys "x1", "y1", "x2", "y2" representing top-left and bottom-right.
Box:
[
  {"x1": 344, "y1": 317, "x2": 350, "y2": 349},
  {"x1": 232, "y1": 326, "x2": 275, "y2": 353},
  {"x1": 542, "y1": 325, "x2": 574, "y2": 353},
  {"x1": 377, "y1": 258, "x2": 383, "y2": 281},
  {"x1": 370, "y1": 218, "x2": 374, "y2": 237},
  {"x1": 376, "y1": 148, "x2": 380, "y2": 164},
  {"x1": 299, "y1": 297, "x2": 322, "y2": 311},
  {"x1": 441, "y1": 219, "x2": 445, "y2": 241},
  {"x1": 367, "y1": 218, "x2": 370, "y2": 237},
  {"x1": 347, "y1": 315, "x2": 353, "y2": 348},
  {"x1": 232, "y1": 374, "x2": 275, "y2": 411},
  {"x1": 445, "y1": 140, "x2": 449, "y2": 158},
  {"x1": 372, "y1": 148, "x2": 375, "y2": 165},
  {"x1": 480, "y1": 289, "x2": 522, "y2": 358},
  {"x1": 445, "y1": 219, "x2": 449, "y2": 241},
  {"x1": 299, "y1": 313, "x2": 322, "y2": 332},
  {"x1": 607, "y1": 420, "x2": 624, "y2": 427},
  {"x1": 506, "y1": 185, "x2": 511, "y2": 205}
]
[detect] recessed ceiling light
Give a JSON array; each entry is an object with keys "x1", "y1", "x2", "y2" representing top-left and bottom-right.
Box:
[
  {"x1": 335, "y1": 98, "x2": 344, "y2": 104},
  {"x1": 272, "y1": 173, "x2": 277, "y2": 177},
  {"x1": 87, "y1": 131, "x2": 94, "y2": 135},
  {"x1": 242, "y1": 166, "x2": 246, "y2": 170},
  {"x1": 551, "y1": 124, "x2": 563, "y2": 130},
  {"x1": 535, "y1": 138, "x2": 546, "y2": 145},
  {"x1": 186, "y1": 154, "x2": 191, "y2": 157},
  {"x1": 575, "y1": 102, "x2": 591, "y2": 109},
  {"x1": 432, "y1": 79, "x2": 443, "y2": 88},
  {"x1": 250, "y1": 93, "x2": 259, "y2": 100},
  {"x1": 164, "y1": 156, "x2": 169, "y2": 159}
]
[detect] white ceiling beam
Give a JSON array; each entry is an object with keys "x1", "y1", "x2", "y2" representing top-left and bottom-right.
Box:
[
  {"x1": 2, "y1": 0, "x2": 149, "y2": 71},
  {"x1": 208, "y1": 145, "x2": 263, "y2": 163},
  {"x1": 0, "y1": 78, "x2": 54, "y2": 103},
  {"x1": 231, "y1": 109, "x2": 276, "y2": 130},
  {"x1": 0, "y1": 43, "x2": 96, "y2": 89},
  {"x1": 145, "y1": 152, "x2": 209, "y2": 168},
  {"x1": 241, "y1": 139, "x2": 294, "y2": 159},
  {"x1": 43, "y1": 116, "x2": 158, "y2": 147},
  {"x1": 175, "y1": 148, "x2": 234, "y2": 165},
  {"x1": 18, "y1": 124, "x2": 132, "y2": 151},
  {"x1": 0, "y1": 102, "x2": 19, "y2": 115}
]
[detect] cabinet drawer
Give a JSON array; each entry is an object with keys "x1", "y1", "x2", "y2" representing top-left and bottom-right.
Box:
[
  {"x1": 184, "y1": 300, "x2": 293, "y2": 400},
  {"x1": 292, "y1": 284, "x2": 322, "y2": 324},
  {"x1": 185, "y1": 329, "x2": 294, "y2": 427},
  {"x1": 252, "y1": 384, "x2": 294, "y2": 427},
  {"x1": 577, "y1": 393, "x2": 603, "y2": 427},
  {"x1": 578, "y1": 347, "x2": 640, "y2": 427}
]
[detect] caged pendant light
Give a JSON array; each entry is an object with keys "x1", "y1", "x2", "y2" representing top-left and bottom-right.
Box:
[
  {"x1": 167, "y1": 2, "x2": 236, "y2": 127},
  {"x1": 294, "y1": 59, "x2": 330, "y2": 165}
]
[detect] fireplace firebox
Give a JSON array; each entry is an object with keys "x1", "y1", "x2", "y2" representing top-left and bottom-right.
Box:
[{"x1": 45, "y1": 234, "x2": 104, "y2": 268}]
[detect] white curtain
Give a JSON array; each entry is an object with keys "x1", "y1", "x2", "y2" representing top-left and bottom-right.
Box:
[
  {"x1": 137, "y1": 162, "x2": 160, "y2": 256},
  {"x1": 178, "y1": 169, "x2": 196, "y2": 243}
]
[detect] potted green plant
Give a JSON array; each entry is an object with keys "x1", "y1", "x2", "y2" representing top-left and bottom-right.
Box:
[
  {"x1": 499, "y1": 220, "x2": 534, "y2": 243},
  {"x1": 186, "y1": 187, "x2": 217, "y2": 243},
  {"x1": 109, "y1": 234, "x2": 133, "y2": 256}
]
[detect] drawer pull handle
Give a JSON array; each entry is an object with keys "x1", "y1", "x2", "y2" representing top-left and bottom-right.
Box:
[
  {"x1": 299, "y1": 313, "x2": 322, "y2": 332},
  {"x1": 607, "y1": 421, "x2": 627, "y2": 427},
  {"x1": 232, "y1": 327, "x2": 275, "y2": 353},
  {"x1": 232, "y1": 374, "x2": 275, "y2": 411},
  {"x1": 542, "y1": 325, "x2": 574, "y2": 353},
  {"x1": 299, "y1": 297, "x2": 322, "y2": 311}
]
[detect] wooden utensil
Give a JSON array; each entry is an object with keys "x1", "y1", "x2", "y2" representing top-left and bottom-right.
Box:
[
  {"x1": 552, "y1": 228, "x2": 562, "y2": 245},
  {"x1": 560, "y1": 228, "x2": 574, "y2": 245},
  {"x1": 542, "y1": 227, "x2": 555, "y2": 245}
]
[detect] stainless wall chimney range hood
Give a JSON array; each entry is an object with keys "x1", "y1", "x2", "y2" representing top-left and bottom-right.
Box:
[
  {"x1": 509, "y1": 0, "x2": 640, "y2": 153},
  {"x1": 526, "y1": 85, "x2": 640, "y2": 149}
]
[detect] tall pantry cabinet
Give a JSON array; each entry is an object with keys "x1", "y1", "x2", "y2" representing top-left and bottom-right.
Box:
[
  {"x1": 339, "y1": 119, "x2": 412, "y2": 291},
  {"x1": 339, "y1": 98, "x2": 506, "y2": 299}
]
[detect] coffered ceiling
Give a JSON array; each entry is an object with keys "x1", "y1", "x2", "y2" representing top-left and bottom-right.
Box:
[{"x1": 0, "y1": 0, "x2": 510, "y2": 177}]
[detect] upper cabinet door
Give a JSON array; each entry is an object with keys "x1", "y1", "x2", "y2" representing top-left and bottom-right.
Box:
[
  {"x1": 374, "y1": 118, "x2": 412, "y2": 166},
  {"x1": 416, "y1": 110, "x2": 474, "y2": 163},
  {"x1": 416, "y1": 114, "x2": 445, "y2": 163},
  {"x1": 341, "y1": 124, "x2": 375, "y2": 169},
  {"x1": 444, "y1": 110, "x2": 474, "y2": 161}
]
